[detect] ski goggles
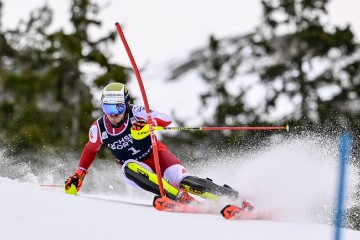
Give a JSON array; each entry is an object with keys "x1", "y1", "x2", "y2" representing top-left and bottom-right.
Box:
[{"x1": 102, "y1": 103, "x2": 126, "y2": 115}]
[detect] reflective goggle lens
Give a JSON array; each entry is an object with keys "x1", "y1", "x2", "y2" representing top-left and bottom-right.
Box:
[{"x1": 102, "y1": 103, "x2": 126, "y2": 115}]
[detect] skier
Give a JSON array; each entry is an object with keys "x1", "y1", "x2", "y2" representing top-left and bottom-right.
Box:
[{"x1": 65, "y1": 82, "x2": 252, "y2": 208}]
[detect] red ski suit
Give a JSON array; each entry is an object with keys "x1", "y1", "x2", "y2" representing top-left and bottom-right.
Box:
[{"x1": 77, "y1": 104, "x2": 183, "y2": 176}]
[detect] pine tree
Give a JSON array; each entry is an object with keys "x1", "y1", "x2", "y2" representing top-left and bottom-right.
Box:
[
  {"x1": 254, "y1": 0, "x2": 359, "y2": 130},
  {"x1": 168, "y1": 0, "x2": 360, "y2": 132},
  {"x1": 0, "y1": 0, "x2": 129, "y2": 153}
]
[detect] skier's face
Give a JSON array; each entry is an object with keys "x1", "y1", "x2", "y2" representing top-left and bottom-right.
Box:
[
  {"x1": 102, "y1": 102, "x2": 127, "y2": 125},
  {"x1": 107, "y1": 112, "x2": 125, "y2": 125}
]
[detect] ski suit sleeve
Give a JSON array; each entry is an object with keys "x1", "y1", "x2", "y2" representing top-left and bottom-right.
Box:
[
  {"x1": 78, "y1": 121, "x2": 102, "y2": 170},
  {"x1": 132, "y1": 105, "x2": 172, "y2": 127}
]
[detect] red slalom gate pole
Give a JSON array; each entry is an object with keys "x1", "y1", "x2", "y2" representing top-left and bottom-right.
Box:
[{"x1": 115, "y1": 22, "x2": 165, "y2": 197}]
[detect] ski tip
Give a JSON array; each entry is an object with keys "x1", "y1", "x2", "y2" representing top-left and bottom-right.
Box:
[
  {"x1": 221, "y1": 204, "x2": 261, "y2": 220},
  {"x1": 65, "y1": 184, "x2": 78, "y2": 195},
  {"x1": 220, "y1": 205, "x2": 240, "y2": 220},
  {"x1": 153, "y1": 195, "x2": 167, "y2": 211}
]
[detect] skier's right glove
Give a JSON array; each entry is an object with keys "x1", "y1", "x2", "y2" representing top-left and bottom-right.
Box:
[{"x1": 65, "y1": 168, "x2": 88, "y2": 193}]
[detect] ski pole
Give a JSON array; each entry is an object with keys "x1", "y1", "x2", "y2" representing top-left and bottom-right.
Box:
[
  {"x1": 40, "y1": 184, "x2": 64, "y2": 187},
  {"x1": 131, "y1": 125, "x2": 289, "y2": 140},
  {"x1": 156, "y1": 125, "x2": 289, "y2": 131}
]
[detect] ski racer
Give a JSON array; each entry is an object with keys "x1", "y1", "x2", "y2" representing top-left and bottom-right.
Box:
[{"x1": 65, "y1": 82, "x2": 252, "y2": 208}]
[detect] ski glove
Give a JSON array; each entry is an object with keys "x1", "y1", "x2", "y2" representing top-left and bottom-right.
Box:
[
  {"x1": 131, "y1": 120, "x2": 148, "y2": 131},
  {"x1": 132, "y1": 119, "x2": 157, "y2": 130},
  {"x1": 131, "y1": 120, "x2": 158, "y2": 140},
  {"x1": 65, "y1": 168, "x2": 88, "y2": 192}
]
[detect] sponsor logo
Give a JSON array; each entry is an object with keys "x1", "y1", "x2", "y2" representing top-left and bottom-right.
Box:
[
  {"x1": 180, "y1": 184, "x2": 204, "y2": 195},
  {"x1": 89, "y1": 125, "x2": 98, "y2": 143},
  {"x1": 130, "y1": 117, "x2": 136, "y2": 124},
  {"x1": 102, "y1": 131, "x2": 108, "y2": 140},
  {"x1": 107, "y1": 134, "x2": 134, "y2": 150},
  {"x1": 136, "y1": 106, "x2": 144, "y2": 112},
  {"x1": 134, "y1": 105, "x2": 153, "y2": 113},
  {"x1": 136, "y1": 168, "x2": 149, "y2": 178},
  {"x1": 104, "y1": 93, "x2": 124, "y2": 97},
  {"x1": 102, "y1": 92, "x2": 125, "y2": 103}
]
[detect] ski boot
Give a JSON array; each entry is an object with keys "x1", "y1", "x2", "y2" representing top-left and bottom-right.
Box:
[
  {"x1": 175, "y1": 189, "x2": 199, "y2": 204},
  {"x1": 179, "y1": 176, "x2": 240, "y2": 201}
]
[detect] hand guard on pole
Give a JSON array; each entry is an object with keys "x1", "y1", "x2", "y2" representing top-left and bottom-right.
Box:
[
  {"x1": 65, "y1": 168, "x2": 88, "y2": 193},
  {"x1": 130, "y1": 120, "x2": 158, "y2": 140},
  {"x1": 131, "y1": 120, "x2": 148, "y2": 131}
]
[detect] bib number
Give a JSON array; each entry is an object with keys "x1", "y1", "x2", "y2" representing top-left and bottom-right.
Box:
[{"x1": 128, "y1": 147, "x2": 140, "y2": 155}]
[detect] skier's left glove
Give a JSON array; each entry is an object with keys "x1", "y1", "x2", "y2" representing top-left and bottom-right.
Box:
[
  {"x1": 132, "y1": 119, "x2": 157, "y2": 130},
  {"x1": 65, "y1": 168, "x2": 88, "y2": 193},
  {"x1": 131, "y1": 120, "x2": 148, "y2": 131},
  {"x1": 131, "y1": 120, "x2": 157, "y2": 140}
]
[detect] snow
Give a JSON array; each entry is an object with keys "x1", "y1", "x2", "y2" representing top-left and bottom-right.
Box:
[
  {"x1": 0, "y1": 177, "x2": 359, "y2": 240},
  {"x1": 1, "y1": 134, "x2": 360, "y2": 240}
]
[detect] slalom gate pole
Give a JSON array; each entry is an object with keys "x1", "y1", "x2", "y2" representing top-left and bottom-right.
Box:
[
  {"x1": 115, "y1": 22, "x2": 165, "y2": 196},
  {"x1": 334, "y1": 133, "x2": 352, "y2": 240}
]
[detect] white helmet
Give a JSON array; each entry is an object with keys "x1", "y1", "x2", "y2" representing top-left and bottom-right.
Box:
[
  {"x1": 101, "y1": 83, "x2": 130, "y2": 115},
  {"x1": 101, "y1": 82, "x2": 130, "y2": 104}
]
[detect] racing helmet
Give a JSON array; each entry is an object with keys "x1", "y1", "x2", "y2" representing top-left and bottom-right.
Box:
[{"x1": 101, "y1": 83, "x2": 130, "y2": 115}]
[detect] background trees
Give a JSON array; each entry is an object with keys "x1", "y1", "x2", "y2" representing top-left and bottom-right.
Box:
[
  {"x1": 166, "y1": 0, "x2": 360, "y2": 164},
  {"x1": 169, "y1": 0, "x2": 360, "y2": 131},
  {"x1": 0, "y1": 0, "x2": 130, "y2": 153},
  {"x1": 1, "y1": 0, "x2": 359, "y2": 168}
]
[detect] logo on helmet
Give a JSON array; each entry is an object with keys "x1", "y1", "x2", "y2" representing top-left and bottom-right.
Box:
[{"x1": 101, "y1": 83, "x2": 130, "y2": 104}]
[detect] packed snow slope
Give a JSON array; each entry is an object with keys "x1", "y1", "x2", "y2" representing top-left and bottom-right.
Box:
[
  {"x1": 0, "y1": 178, "x2": 359, "y2": 240},
  {"x1": 1, "y1": 134, "x2": 360, "y2": 240}
]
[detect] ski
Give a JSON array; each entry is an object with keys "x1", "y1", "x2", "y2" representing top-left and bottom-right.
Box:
[
  {"x1": 220, "y1": 204, "x2": 270, "y2": 220},
  {"x1": 221, "y1": 204, "x2": 250, "y2": 220},
  {"x1": 153, "y1": 195, "x2": 261, "y2": 220}
]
